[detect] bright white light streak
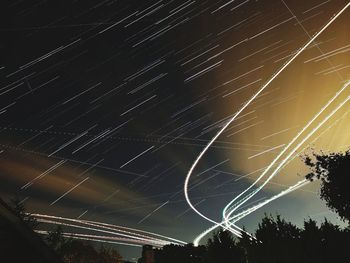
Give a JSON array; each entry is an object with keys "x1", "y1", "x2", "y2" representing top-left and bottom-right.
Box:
[
  {"x1": 249, "y1": 17, "x2": 295, "y2": 40},
  {"x1": 224, "y1": 96, "x2": 350, "y2": 234},
  {"x1": 138, "y1": 200, "x2": 169, "y2": 224},
  {"x1": 222, "y1": 79, "x2": 262, "y2": 98},
  {"x1": 77, "y1": 210, "x2": 88, "y2": 219},
  {"x1": 72, "y1": 130, "x2": 110, "y2": 154},
  {"x1": 34, "y1": 213, "x2": 186, "y2": 245},
  {"x1": 184, "y1": 2, "x2": 350, "y2": 240},
  {"x1": 230, "y1": 0, "x2": 250, "y2": 11},
  {"x1": 119, "y1": 146, "x2": 155, "y2": 168},
  {"x1": 218, "y1": 65, "x2": 264, "y2": 87},
  {"x1": 62, "y1": 82, "x2": 101, "y2": 105},
  {"x1": 226, "y1": 120, "x2": 264, "y2": 137},
  {"x1": 224, "y1": 81, "x2": 350, "y2": 221},
  {"x1": 36, "y1": 218, "x2": 165, "y2": 244},
  {"x1": 324, "y1": 65, "x2": 350, "y2": 75},
  {"x1": 120, "y1": 95, "x2": 157, "y2": 116},
  {"x1": 155, "y1": 1, "x2": 195, "y2": 24},
  {"x1": 248, "y1": 144, "x2": 285, "y2": 159},
  {"x1": 176, "y1": 199, "x2": 206, "y2": 219},
  {"x1": 82, "y1": 219, "x2": 186, "y2": 245},
  {"x1": 181, "y1": 45, "x2": 219, "y2": 66},
  {"x1": 193, "y1": 179, "x2": 309, "y2": 246},
  {"x1": 21, "y1": 160, "x2": 67, "y2": 189},
  {"x1": 125, "y1": 59, "x2": 164, "y2": 81},
  {"x1": 98, "y1": 12, "x2": 138, "y2": 34},
  {"x1": 260, "y1": 127, "x2": 294, "y2": 140},
  {"x1": 282, "y1": 0, "x2": 344, "y2": 84},
  {"x1": 304, "y1": 44, "x2": 350, "y2": 63},
  {"x1": 48, "y1": 131, "x2": 88, "y2": 156},
  {"x1": 303, "y1": 0, "x2": 331, "y2": 14},
  {"x1": 184, "y1": 60, "x2": 223, "y2": 82},
  {"x1": 125, "y1": 4, "x2": 164, "y2": 27},
  {"x1": 239, "y1": 40, "x2": 282, "y2": 61},
  {"x1": 228, "y1": 180, "x2": 308, "y2": 223},
  {"x1": 35, "y1": 217, "x2": 170, "y2": 246},
  {"x1": 50, "y1": 177, "x2": 89, "y2": 206},
  {"x1": 36, "y1": 230, "x2": 143, "y2": 247},
  {"x1": 278, "y1": 110, "x2": 350, "y2": 171},
  {"x1": 195, "y1": 159, "x2": 229, "y2": 177},
  {"x1": 211, "y1": 0, "x2": 235, "y2": 14}
]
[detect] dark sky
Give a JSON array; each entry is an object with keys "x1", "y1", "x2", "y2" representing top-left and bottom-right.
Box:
[{"x1": 1, "y1": 0, "x2": 350, "y2": 260}]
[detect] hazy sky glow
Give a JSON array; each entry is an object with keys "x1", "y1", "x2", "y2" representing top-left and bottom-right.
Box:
[{"x1": 1, "y1": 0, "x2": 350, "y2": 260}]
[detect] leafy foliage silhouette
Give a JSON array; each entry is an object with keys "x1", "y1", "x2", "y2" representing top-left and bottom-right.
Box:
[
  {"x1": 46, "y1": 225, "x2": 123, "y2": 263},
  {"x1": 305, "y1": 149, "x2": 350, "y2": 221},
  {"x1": 3, "y1": 149, "x2": 350, "y2": 262},
  {"x1": 9, "y1": 196, "x2": 38, "y2": 229},
  {"x1": 151, "y1": 149, "x2": 350, "y2": 262}
]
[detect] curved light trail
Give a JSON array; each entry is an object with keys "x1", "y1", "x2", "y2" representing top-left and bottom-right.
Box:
[
  {"x1": 184, "y1": 2, "x2": 350, "y2": 245},
  {"x1": 33, "y1": 213, "x2": 186, "y2": 247},
  {"x1": 194, "y1": 179, "x2": 309, "y2": 246},
  {"x1": 194, "y1": 84, "x2": 350, "y2": 244},
  {"x1": 36, "y1": 218, "x2": 168, "y2": 246},
  {"x1": 223, "y1": 81, "x2": 350, "y2": 222}
]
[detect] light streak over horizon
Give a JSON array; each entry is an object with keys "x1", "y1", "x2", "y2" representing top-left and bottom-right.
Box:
[
  {"x1": 184, "y1": 2, "x2": 350, "y2": 244},
  {"x1": 33, "y1": 213, "x2": 186, "y2": 247}
]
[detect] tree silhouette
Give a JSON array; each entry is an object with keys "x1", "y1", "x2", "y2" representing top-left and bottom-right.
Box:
[
  {"x1": 205, "y1": 229, "x2": 244, "y2": 263},
  {"x1": 316, "y1": 219, "x2": 349, "y2": 262},
  {"x1": 60, "y1": 239, "x2": 100, "y2": 263},
  {"x1": 98, "y1": 245, "x2": 123, "y2": 263},
  {"x1": 154, "y1": 243, "x2": 206, "y2": 263},
  {"x1": 238, "y1": 214, "x2": 302, "y2": 263},
  {"x1": 46, "y1": 225, "x2": 71, "y2": 257},
  {"x1": 9, "y1": 196, "x2": 38, "y2": 229},
  {"x1": 238, "y1": 214, "x2": 350, "y2": 263},
  {"x1": 152, "y1": 215, "x2": 349, "y2": 263},
  {"x1": 304, "y1": 150, "x2": 350, "y2": 221},
  {"x1": 5, "y1": 148, "x2": 350, "y2": 262},
  {"x1": 45, "y1": 225, "x2": 123, "y2": 263},
  {"x1": 300, "y1": 218, "x2": 323, "y2": 262},
  {"x1": 150, "y1": 147, "x2": 350, "y2": 262}
]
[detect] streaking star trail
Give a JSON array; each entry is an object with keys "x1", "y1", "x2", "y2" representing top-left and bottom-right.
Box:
[
  {"x1": 1, "y1": 0, "x2": 350, "y2": 259},
  {"x1": 184, "y1": 1, "x2": 350, "y2": 241}
]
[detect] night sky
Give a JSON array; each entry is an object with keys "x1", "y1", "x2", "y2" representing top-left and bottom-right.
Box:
[{"x1": 1, "y1": 0, "x2": 350, "y2": 260}]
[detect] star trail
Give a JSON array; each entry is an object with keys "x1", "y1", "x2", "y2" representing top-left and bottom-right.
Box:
[{"x1": 1, "y1": 0, "x2": 350, "y2": 259}]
